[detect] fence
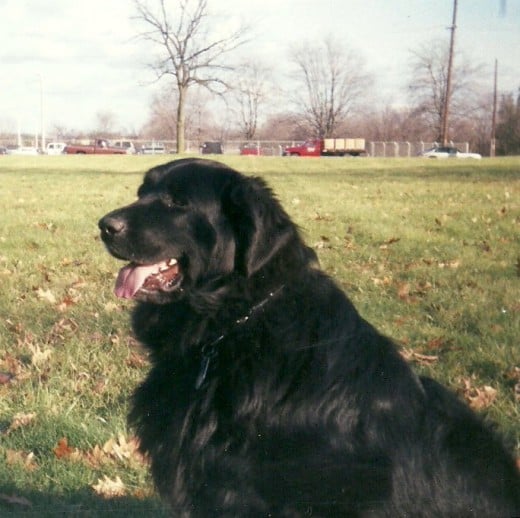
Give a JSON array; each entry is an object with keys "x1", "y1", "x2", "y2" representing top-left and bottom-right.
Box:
[
  {"x1": 189, "y1": 140, "x2": 470, "y2": 157},
  {"x1": 368, "y1": 141, "x2": 469, "y2": 158}
]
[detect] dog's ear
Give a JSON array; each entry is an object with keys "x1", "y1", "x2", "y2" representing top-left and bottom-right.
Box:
[
  {"x1": 137, "y1": 164, "x2": 171, "y2": 197},
  {"x1": 222, "y1": 177, "x2": 296, "y2": 277}
]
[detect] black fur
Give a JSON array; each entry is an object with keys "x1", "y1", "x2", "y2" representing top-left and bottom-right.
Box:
[{"x1": 99, "y1": 158, "x2": 520, "y2": 517}]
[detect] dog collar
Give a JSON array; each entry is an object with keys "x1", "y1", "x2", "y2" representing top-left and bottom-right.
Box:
[{"x1": 195, "y1": 285, "x2": 285, "y2": 390}]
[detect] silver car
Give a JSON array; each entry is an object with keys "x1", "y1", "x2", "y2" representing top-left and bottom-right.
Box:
[{"x1": 421, "y1": 146, "x2": 482, "y2": 159}]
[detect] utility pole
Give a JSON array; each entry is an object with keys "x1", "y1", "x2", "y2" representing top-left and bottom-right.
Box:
[
  {"x1": 441, "y1": 0, "x2": 458, "y2": 146},
  {"x1": 38, "y1": 74, "x2": 46, "y2": 151},
  {"x1": 490, "y1": 59, "x2": 498, "y2": 157}
]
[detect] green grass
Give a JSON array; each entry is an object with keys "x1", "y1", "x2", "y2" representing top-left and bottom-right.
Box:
[{"x1": 0, "y1": 155, "x2": 519, "y2": 515}]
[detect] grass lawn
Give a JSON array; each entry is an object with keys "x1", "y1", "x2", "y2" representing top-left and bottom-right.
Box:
[{"x1": 0, "y1": 155, "x2": 519, "y2": 515}]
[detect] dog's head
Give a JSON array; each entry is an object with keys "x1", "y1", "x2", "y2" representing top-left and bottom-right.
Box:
[{"x1": 99, "y1": 158, "x2": 314, "y2": 304}]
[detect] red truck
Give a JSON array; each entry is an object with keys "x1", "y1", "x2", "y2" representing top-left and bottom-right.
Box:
[
  {"x1": 64, "y1": 139, "x2": 127, "y2": 155},
  {"x1": 283, "y1": 138, "x2": 366, "y2": 157}
]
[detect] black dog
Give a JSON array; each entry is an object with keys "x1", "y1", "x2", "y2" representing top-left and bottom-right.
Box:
[{"x1": 99, "y1": 158, "x2": 520, "y2": 517}]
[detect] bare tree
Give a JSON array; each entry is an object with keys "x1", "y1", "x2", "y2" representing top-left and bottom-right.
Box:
[
  {"x1": 94, "y1": 110, "x2": 117, "y2": 137},
  {"x1": 133, "y1": 0, "x2": 248, "y2": 153},
  {"x1": 289, "y1": 37, "x2": 372, "y2": 138},
  {"x1": 232, "y1": 61, "x2": 273, "y2": 140},
  {"x1": 408, "y1": 39, "x2": 484, "y2": 141},
  {"x1": 496, "y1": 89, "x2": 520, "y2": 155},
  {"x1": 141, "y1": 84, "x2": 220, "y2": 146}
]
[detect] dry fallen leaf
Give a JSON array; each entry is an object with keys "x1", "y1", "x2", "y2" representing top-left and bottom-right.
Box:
[
  {"x1": 372, "y1": 276, "x2": 392, "y2": 287},
  {"x1": 380, "y1": 237, "x2": 400, "y2": 249},
  {"x1": 438, "y1": 259, "x2": 461, "y2": 269},
  {"x1": 125, "y1": 351, "x2": 148, "y2": 369},
  {"x1": 102, "y1": 434, "x2": 147, "y2": 465},
  {"x1": 459, "y1": 378, "x2": 498, "y2": 410},
  {"x1": 35, "y1": 288, "x2": 56, "y2": 304},
  {"x1": 5, "y1": 412, "x2": 36, "y2": 435},
  {"x1": 397, "y1": 282, "x2": 411, "y2": 301},
  {"x1": 92, "y1": 475, "x2": 126, "y2": 498},
  {"x1": 28, "y1": 343, "x2": 52, "y2": 367},
  {"x1": 5, "y1": 449, "x2": 38, "y2": 471},
  {"x1": 0, "y1": 371, "x2": 14, "y2": 385},
  {"x1": 53, "y1": 437, "x2": 78, "y2": 459},
  {"x1": 400, "y1": 349, "x2": 438, "y2": 365}
]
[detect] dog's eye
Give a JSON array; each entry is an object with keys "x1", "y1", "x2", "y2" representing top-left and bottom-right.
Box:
[{"x1": 160, "y1": 193, "x2": 186, "y2": 208}]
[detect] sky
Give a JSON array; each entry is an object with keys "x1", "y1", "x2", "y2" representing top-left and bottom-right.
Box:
[{"x1": 0, "y1": 0, "x2": 518, "y2": 139}]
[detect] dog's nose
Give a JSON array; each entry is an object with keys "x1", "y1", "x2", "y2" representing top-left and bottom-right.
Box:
[{"x1": 99, "y1": 215, "x2": 126, "y2": 236}]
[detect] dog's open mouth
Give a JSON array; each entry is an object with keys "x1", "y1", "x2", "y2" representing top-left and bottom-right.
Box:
[{"x1": 115, "y1": 258, "x2": 181, "y2": 299}]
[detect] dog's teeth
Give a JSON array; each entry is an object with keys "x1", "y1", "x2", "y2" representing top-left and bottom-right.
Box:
[
  {"x1": 159, "y1": 266, "x2": 169, "y2": 272},
  {"x1": 168, "y1": 259, "x2": 178, "y2": 266}
]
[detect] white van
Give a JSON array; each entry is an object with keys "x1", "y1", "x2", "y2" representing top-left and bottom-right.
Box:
[
  {"x1": 140, "y1": 142, "x2": 166, "y2": 154},
  {"x1": 46, "y1": 142, "x2": 67, "y2": 155},
  {"x1": 112, "y1": 140, "x2": 136, "y2": 154}
]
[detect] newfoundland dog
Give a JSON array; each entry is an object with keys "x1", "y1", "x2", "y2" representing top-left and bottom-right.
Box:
[{"x1": 99, "y1": 158, "x2": 519, "y2": 517}]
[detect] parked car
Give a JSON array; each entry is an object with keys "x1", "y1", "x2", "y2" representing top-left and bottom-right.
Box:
[
  {"x1": 200, "y1": 141, "x2": 223, "y2": 154},
  {"x1": 64, "y1": 139, "x2": 126, "y2": 155},
  {"x1": 112, "y1": 140, "x2": 137, "y2": 154},
  {"x1": 140, "y1": 142, "x2": 166, "y2": 155},
  {"x1": 8, "y1": 146, "x2": 40, "y2": 155},
  {"x1": 421, "y1": 146, "x2": 481, "y2": 159},
  {"x1": 0, "y1": 146, "x2": 7, "y2": 155},
  {"x1": 46, "y1": 142, "x2": 67, "y2": 155},
  {"x1": 283, "y1": 138, "x2": 366, "y2": 157},
  {"x1": 240, "y1": 143, "x2": 262, "y2": 156}
]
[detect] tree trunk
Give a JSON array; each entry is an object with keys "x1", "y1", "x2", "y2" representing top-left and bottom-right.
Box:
[{"x1": 176, "y1": 86, "x2": 186, "y2": 154}]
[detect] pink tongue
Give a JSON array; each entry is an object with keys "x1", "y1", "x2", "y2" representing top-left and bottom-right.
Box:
[{"x1": 115, "y1": 263, "x2": 161, "y2": 299}]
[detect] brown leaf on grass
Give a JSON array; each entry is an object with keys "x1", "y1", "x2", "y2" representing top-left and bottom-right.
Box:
[
  {"x1": 28, "y1": 343, "x2": 52, "y2": 367},
  {"x1": 312, "y1": 212, "x2": 333, "y2": 221},
  {"x1": 314, "y1": 239, "x2": 332, "y2": 250},
  {"x1": 413, "y1": 352, "x2": 439, "y2": 364},
  {"x1": 400, "y1": 349, "x2": 438, "y2": 365},
  {"x1": 372, "y1": 276, "x2": 392, "y2": 287},
  {"x1": 0, "y1": 493, "x2": 32, "y2": 508},
  {"x1": 57, "y1": 295, "x2": 77, "y2": 312},
  {"x1": 416, "y1": 281, "x2": 433, "y2": 295},
  {"x1": 70, "y1": 279, "x2": 87, "y2": 289},
  {"x1": 514, "y1": 383, "x2": 520, "y2": 403},
  {"x1": 504, "y1": 367, "x2": 520, "y2": 402},
  {"x1": 47, "y1": 318, "x2": 79, "y2": 342},
  {"x1": 83, "y1": 436, "x2": 147, "y2": 469},
  {"x1": 92, "y1": 475, "x2": 126, "y2": 498},
  {"x1": 102, "y1": 434, "x2": 147, "y2": 466},
  {"x1": 0, "y1": 371, "x2": 14, "y2": 384},
  {"x1": 438, "y1": 259, "x2": 461, "y2": 269},
  {"x1": 35, "y1": 287, "x2": 56, "y2": 304},
  {"x1": 4, "y1": 412, "x2": 36, "y2": 435},
  {"x1": 426, "y1": 337, "x2": 447, "y2": 350},
  {"x1": 397, "y1": 282, "x2": 416, "y2": 303},
  {"x1": 84, "y1": 444, "x2": 109, "y2": 468},
  {"x1": 504, "y1": 366, "x2": 520, "y2": 382},
  {"x1": 5, "y1": 319, "x2": 24, "y2": 335},
  {"x1": 1, "y1": 355, "x2": 28, "y2": 380},
  {"x1": 480, "y1": 241, "x2": 491, "y2": 253},
  {"x1": 125, "y1": 351, "x2": 148, "y2": 369},
  {"x1": 53, "y1": 437, "x2": 78, "y2": 459},
  {"x1": 379, "y1": 237, "x2": 400, "y2": 250},
  {"x1": 458, "y1": 378, "x2": 498, "y2": 410},
  {"x1": 5, "y1": 449, "x2": 38, "y2": 471}
]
